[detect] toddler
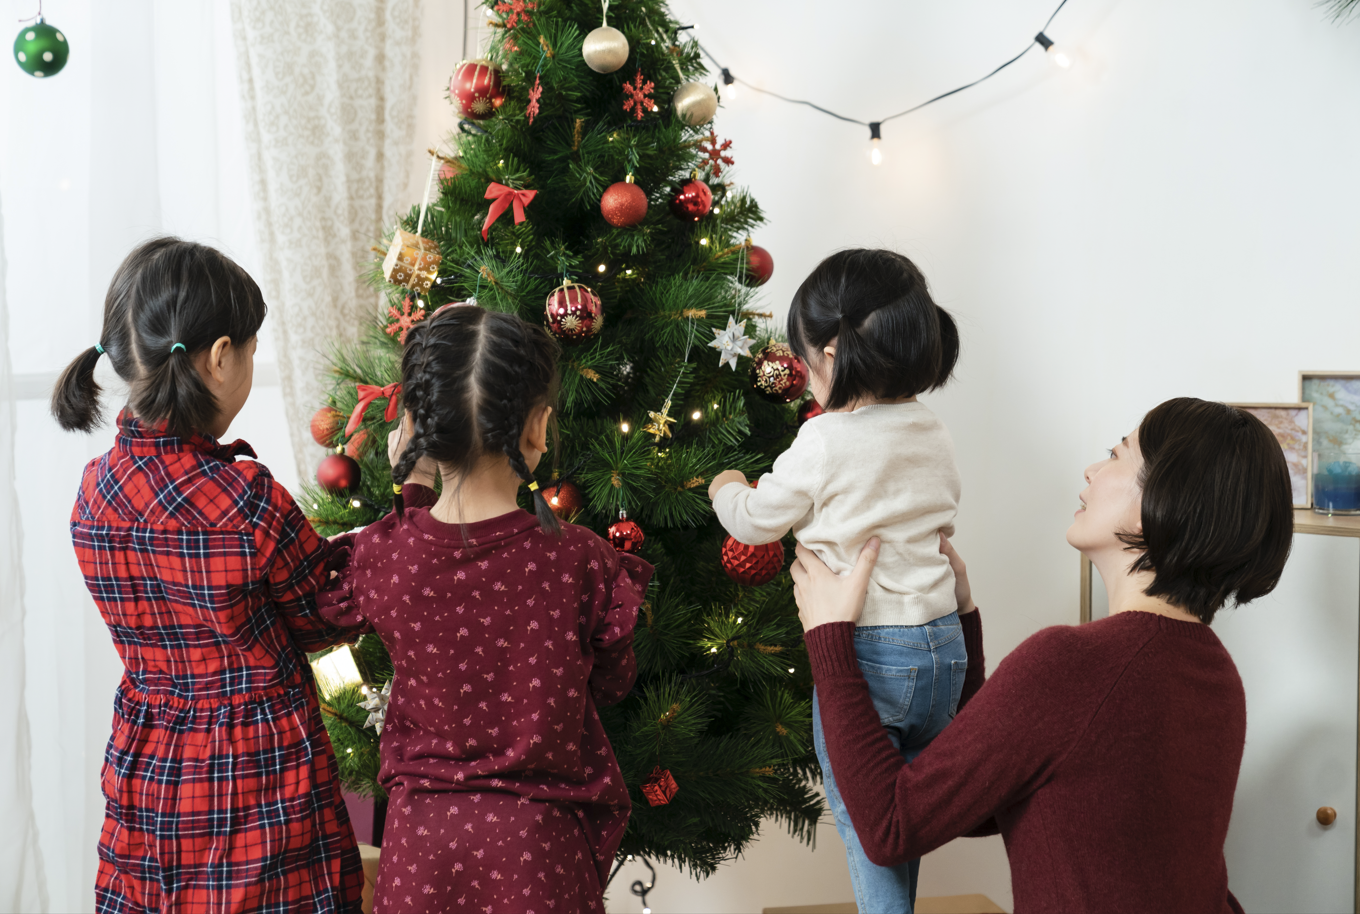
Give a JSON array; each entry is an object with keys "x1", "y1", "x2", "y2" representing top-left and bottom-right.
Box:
[
  {"x1": 54, "y1": 238, "x2": 363, "y2": 912},
  {"x1": 316, "y1": 303, "x2": 652, "y2": 914},
  {"x1": 709, "y1": 248, "x2": 963, "y2": 914}
]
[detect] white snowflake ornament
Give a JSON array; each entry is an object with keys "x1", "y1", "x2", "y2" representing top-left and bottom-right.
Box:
[
  {"x1": 709, "y1": 316, "x2": 755, "y2": 371},
  {"x1": 359, "y1": 680, "x2": 393, "y2": 735}
]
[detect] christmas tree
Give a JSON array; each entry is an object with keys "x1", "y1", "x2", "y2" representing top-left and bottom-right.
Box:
[{"x1": 303, "y1": 0, "x2": 819, "y2": 878}]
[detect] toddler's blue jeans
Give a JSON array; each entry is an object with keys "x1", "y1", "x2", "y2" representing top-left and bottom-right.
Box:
[{"x1": 812, "y1": 613, "x2": 968, "y2": 914}]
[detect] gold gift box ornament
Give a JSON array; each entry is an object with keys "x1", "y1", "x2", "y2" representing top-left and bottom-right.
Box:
[{"x1": 382, "y1": 229, "x2": 442, "y2": 294}]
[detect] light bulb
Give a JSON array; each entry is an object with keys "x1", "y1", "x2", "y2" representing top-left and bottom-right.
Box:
[
  {"x1": 597, "y1": 263, "x2": 607, "y2": 273},
  {"x1": 515, "y1": 245, "x2": 522, "y2": 253},
  {"x1": 868, "y1": 121, "x2": 883, "y2": 166},
  {"x1": 350, "y1": 499, "x2": 362, "y2": 508},
  {"x1": 1034, "y1": 32, "x2": 1072, "y2": 69},
  {"x1": 621, "y1": 421, "x2": 630, "y2": 433},
  {"x1": 788, "y1": 667, "x2": 796, "y2": 673},
  {"x1": 691, "y1": 410, "x2": 701, "y2": 420},
  {"x1": 737, "y1": 616, "x2": 743, "y2": 623},
  {"x1": 700, "y1": 237, "x2": 709, "y2": 246},
  {"x1": 643, "y1": 908, "x2": 652, "y2": 914},
  {"x1": 722, "y1": 67, "x2": 736, "y2": 100}
]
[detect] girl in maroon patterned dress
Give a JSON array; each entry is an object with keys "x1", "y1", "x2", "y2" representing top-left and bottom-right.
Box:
[
  {"x1": 52, "y1": 238, "x2": 363, "y2": 913},
  {"x1": 317, "y1": 304, "x2": 652, "y2": 914}
]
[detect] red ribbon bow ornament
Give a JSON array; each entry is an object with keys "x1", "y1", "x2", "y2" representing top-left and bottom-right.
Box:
[
  {"x1": 345, "y1": 382, "x2": 403, "y2": 437},
  {"x1": 482, "y1": 182, "x2": 537, "y2": 240}
]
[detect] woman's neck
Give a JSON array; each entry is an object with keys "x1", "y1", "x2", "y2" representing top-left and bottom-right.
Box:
[
  {"x1": 429, "y1": 460, "x2": 524, "y2": 525},
  {"x1": 1091, "y1": 551, "x2": 1203, "y2": 625}
]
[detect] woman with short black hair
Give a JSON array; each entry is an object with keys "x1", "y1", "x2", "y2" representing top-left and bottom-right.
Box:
[{"x1": 793, "y1": 397, "x2": 1293, "y2": 914}]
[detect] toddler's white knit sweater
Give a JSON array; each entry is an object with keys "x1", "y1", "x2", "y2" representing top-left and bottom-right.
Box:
[{"x1": 713, "y1": 401, "x2": 960, "y2": 628}]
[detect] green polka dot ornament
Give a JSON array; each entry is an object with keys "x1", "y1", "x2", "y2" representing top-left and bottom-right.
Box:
[{"x1": 13, "y1": 18, "x2": 69, "y2": 79}]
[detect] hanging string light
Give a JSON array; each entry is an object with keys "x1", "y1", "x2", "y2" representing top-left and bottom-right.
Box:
[{"x1": 692, "y1": 0, "x2": 1072, "y2": 162}]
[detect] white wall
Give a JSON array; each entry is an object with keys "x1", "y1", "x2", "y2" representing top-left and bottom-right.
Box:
[{"x1": 7, "y1": 0, "x2": 1360, "y2": 911}]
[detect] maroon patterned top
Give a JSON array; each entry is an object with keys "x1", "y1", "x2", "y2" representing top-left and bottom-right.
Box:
[{"x1": 318, "y1": 485, "x2": 652, "y2": 884}]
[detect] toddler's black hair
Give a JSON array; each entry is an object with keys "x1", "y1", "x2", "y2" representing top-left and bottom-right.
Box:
[
  {"x1": 392, "y1": 304, "x2": 562, "y2": 535},
  {"x1": 787, "y1": 248, "x2": 958, "y2": 410},
  {"x1": 51, "y1": 236, "x2": 267, "y2": 438}
]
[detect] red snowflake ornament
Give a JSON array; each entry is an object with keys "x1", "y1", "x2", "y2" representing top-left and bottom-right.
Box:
[
  {"x1": 493, "y1": 0, "x2": 536, "y2": 28},
  {"x1": 526, "y1": 73, "x2": 543, "y2": 124},
  {"x1": 698, "y1": 129, "x2": 735, "y2": 178},
  {"x1": 622, "y1": 70, "x2": 656, "y2": 121},
  {"x1": 385, "y1": 295, "x2": 427, "y2": 344},
  {"x1": 642, "y1": 766, "x2": 679, "y2": 806}
]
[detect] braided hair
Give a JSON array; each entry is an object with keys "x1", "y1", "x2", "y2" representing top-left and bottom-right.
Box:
[{"x1": 391, "y1": 304, "x2": 562, "y2": 535}]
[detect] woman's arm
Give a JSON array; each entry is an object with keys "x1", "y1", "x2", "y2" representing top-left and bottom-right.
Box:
[{"x1": 793, "y1": 537, "x2": 1066, "y2": 865}]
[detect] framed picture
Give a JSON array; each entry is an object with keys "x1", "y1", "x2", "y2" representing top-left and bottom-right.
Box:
[
  {"x1": 1229, "y1": 403, "x2": 1313, "y2": 509},
  {"x1": 1300, "y1": 372, "x2": 1360, "y2": 514}
]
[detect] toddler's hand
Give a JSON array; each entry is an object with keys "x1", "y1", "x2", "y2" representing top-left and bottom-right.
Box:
[
  {"x1": 939, "y1": 533, "x2": 976, "y2": 615},
  {"x1": 708, "y1": 469, "x2": 748, "y2": 501}
]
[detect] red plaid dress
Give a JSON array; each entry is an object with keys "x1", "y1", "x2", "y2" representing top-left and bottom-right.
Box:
[{"x1": 73, "y1": 414, "x2": 364, "y2": 913}]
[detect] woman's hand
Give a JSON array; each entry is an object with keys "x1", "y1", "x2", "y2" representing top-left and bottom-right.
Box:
[
  {"x1": 708, "y1": 469, "x2": 749, "y2": 501},
  {"x1": 790, "y1": 539, "x2": 879, "y2": 632},
  {"x1": 939, "y1": 532, "x2": 976, "y2": 615},
  {"x1": 387, "y1": 421, "x2": 438, "y2": 489}
]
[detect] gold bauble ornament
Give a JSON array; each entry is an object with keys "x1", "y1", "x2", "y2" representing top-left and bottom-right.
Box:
[
  {"x1": 672, "y1": 81, "x2": 718, "y2": 127},
  {"x1": 582, "y1": 26, "x2": 629, "y2": 74}
]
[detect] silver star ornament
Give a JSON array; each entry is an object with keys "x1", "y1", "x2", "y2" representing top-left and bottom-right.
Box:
[
  {"x1": 359, "y1": 680, "x2": 393, "y2": 735},
  {"x1": 709, "y1": 316, "x2": 754, "y2": 371}
]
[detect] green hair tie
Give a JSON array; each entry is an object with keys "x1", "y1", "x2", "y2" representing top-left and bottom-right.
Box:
[
  {"x1": 94, "y1": 344, "x2": 105, "y2": 355},
  {"x1": 170, "y1": 343, "x2": 187, "y2": 354}
]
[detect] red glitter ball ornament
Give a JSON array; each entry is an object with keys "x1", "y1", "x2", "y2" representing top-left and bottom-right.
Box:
[
  {"x1": 721, "y1": 536, "x2": 785, "y2": 587},
  {"x1": 317, "y1": 453, "x2": 362, "y2": 492},
  {"x1": 607, "y1": 512, "x2": 645, "y2": 554},
  {"x1": 545, "y1": 480, "x2": 585, "y2": 517},
  {"x1": 310, "y1": 406, "x2": 344, "y2": 447},
  {"x1": 449, "y1": 59, "x2": 506, "y2": 120},
  {"x1": 641, "y1": 766, "x2": 679, "y2": 806},
  {"x1": 797, "y1": 399, "x2": 824, "y2": 425},
  {"x1": 742, "y1": 244, "x2": 774, "y2": 286},
  {"x1": 545, "y1": 281, "x2": 604, "y2": 341},
  {"x1": 749, "y1": 343, "x2": 809, "y2": 404},
  {"x1": 669, "y1": 179, "x2": 712, "y2": 222},
  {"x1": 600, "y1": 179, "x2": 648, "y2": 227}
]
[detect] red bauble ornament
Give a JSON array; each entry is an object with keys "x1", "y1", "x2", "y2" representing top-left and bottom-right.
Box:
[
  {"x1": 641, "y1": 766, "x2": 679, "y2": 806},
  {"x1": 310, "y1": 406, "x2": 344, "y2": 447},
  {"x1": 749, "y1": 343, "x2": 809, "y2": 404},
  {"x1": 317, "y1": 453, "x2": 362, "y2": 492},
  {"x1": 600, "y1": 179, "x2": 648, "y2": 227},
  {"x1": 449, "y1": 59, "x2": 506, "y2": 120},
  {"x1": 669, "y1": 179, "x2": 712, "y2": 222},
  {"x1": 607, "y1": 512, "x2": 645, "y2": 554},
  {"x1": 721, "y1": 536, "x2": 785, "y2": 587},
  {"x1": 545, "y1": 282, "x2": 604, "y2": 341},
  {"x1": 797, "y1": 399, "x2": 824, "y2": 425},
  {"x1": 545, "y1": 480, "x2": 585, "y2": 518},
  {"x1": 344, "y1": 429, "x2": 370, "y2": 459},
  {"x1": 743, "y1": 244, "x2": 774, "y2": 286}
]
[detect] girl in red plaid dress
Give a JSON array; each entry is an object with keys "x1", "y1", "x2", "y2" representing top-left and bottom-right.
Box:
[
  {"x1": 316, "y1": 304, "x2": 651, "y2": 914},
  {"x1": 53, "y1": 238, "x2": 364, "y2": 913}
]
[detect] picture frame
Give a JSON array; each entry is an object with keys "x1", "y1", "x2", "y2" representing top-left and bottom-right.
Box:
[
  {"x1": 1229, "y1": 402, "x2": 1314, "y2": 510},
  {"x1": 1299, "y1": 372, "x2": 1360, "y2": 513}
]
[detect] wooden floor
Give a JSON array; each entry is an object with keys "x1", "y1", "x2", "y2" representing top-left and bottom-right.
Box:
[{"x1": 763, "y1": 894, "x2": 1006, "y2": 914}]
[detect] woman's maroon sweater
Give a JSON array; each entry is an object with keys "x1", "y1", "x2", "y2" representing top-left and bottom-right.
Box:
[{"x1": 805, "y1": 610, "x2": 1247, "y2": 914}]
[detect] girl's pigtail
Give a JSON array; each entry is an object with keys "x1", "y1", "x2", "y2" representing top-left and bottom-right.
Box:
[
  {"x1": 933, "y1": 305, "x2": 960, "y2": 390},
  {"x1": 51, "y1": 345, "x2": 107, "y2": 432},
  {"x1": 130, "y1": 343, "x2": 218, "y2": 440},
  {"x1": 501, "y1": 325, "x2": 560, "y2": 536}
]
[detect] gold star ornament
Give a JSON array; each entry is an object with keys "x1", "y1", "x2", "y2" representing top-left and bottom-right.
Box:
[{"x1": 643, "y1": 399, "x2": 678, "y2": 442}]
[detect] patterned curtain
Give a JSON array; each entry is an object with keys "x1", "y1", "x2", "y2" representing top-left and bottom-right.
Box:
[{"x1": 230, "y1": 0, "x2": 423, "y2": 479}]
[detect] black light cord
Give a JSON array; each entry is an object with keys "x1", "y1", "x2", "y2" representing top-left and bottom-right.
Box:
[{"x1": 693, "y1": 0, "x2": 1071, "y2": 134}]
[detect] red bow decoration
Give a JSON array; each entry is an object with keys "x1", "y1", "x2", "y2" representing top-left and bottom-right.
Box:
[
  {"x1": 345, "y1": 382, "x2": 402, "y2": 437},
  {"x1": 482, "y1": 182, "x2": 537, "y2": 240}
]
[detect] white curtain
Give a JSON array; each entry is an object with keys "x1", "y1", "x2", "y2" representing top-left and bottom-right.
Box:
[
  {"x1": 231, "y1": 0, "x2": 423, "y2": 479},
  {"x1": 0, "y1": 191, "x2": 50, "y2": 912}
]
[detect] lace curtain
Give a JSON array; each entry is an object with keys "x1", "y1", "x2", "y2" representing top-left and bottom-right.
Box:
[{"x1": 231, "y1": 0, "x2": 423, "y2": 479}]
